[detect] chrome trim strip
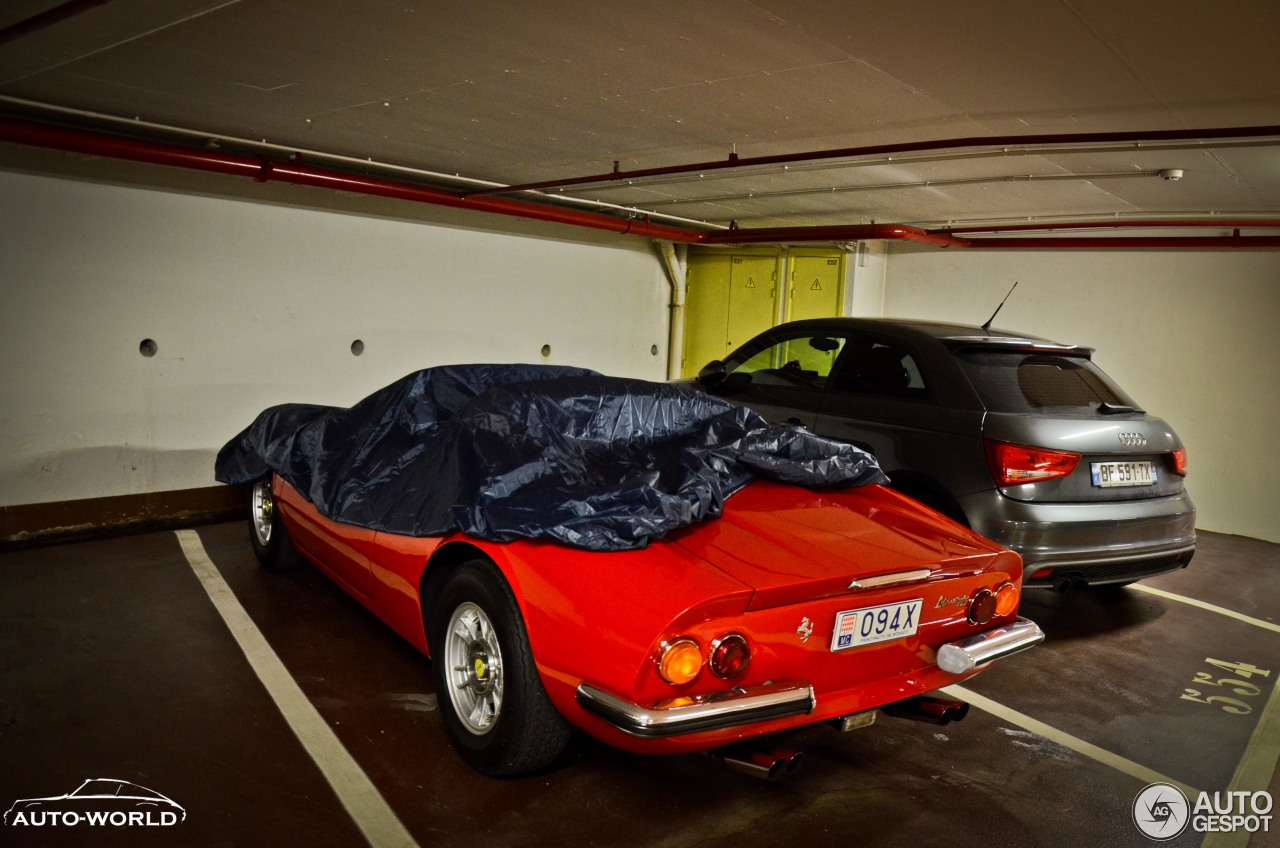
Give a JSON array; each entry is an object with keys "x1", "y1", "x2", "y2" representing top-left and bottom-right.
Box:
[
  {"x1": 575, "y1": 680, "x2": 815, "y2": 738},
  {"x1": 936, "y1": 617, "x2": 1045, "y2": 675},
  {"x1": 1023, "y1": 543, "x2": 1196, "y2": 572},
  {"x1": 848, "y1": 568, "x2": 932, "y2": 590}
]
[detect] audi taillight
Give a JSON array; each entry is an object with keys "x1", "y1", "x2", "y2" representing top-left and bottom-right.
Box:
[
  {"x1": 1169, "y1": 446, "x2": 1188, "y2": 477},
  {"x1": 985, "y1": 440, "x2": 1080, "y2": 487}
]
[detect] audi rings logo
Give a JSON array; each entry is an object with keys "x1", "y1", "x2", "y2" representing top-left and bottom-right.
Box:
[
  {"x1": 1118, "y1": 432, "x2": 1148, "y2": 447},
  {"x1": 1133, "y1": 783, "x2": 1189, "y2": 841}
]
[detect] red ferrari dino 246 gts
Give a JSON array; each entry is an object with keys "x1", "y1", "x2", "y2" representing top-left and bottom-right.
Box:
[
  {"x1": 251, "y1": 471, "x2": 1041, "y2": 776},
  {"x1": 223, "y1": 366, "x2": 1041, "y2": 777}
]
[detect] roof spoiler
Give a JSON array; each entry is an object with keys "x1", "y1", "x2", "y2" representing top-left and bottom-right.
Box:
[{"x1": 940, "y1": 336, "x2": 1094, "y2": 357}]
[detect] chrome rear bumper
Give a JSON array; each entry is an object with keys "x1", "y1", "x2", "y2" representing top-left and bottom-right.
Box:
[
  {"x1": 577, "y1": 618, "x2": 1043, "y2": 738},
  {"x1": 575, "y1": 680, "x2": 815, "y2": 738},
  {"x1": 936, "y1": 616, "x2": 1044, "y2": 674}
]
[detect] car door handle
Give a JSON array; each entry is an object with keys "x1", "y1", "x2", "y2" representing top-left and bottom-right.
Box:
[{"x1": 785, "y1": 417, "x2": 808, "y2": 429}]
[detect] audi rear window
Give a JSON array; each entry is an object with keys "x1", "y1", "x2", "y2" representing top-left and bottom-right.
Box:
[{"x1": 955, "y1": 350, "x2": 1140, "y2": 415}]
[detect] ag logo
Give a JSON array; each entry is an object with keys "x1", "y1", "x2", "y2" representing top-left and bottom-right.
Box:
[{"x1": 1133, "y1": 783, "x2": 1189, "y2": 840}]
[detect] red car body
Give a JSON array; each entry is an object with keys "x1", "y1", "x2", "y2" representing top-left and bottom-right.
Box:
[{"x1": 268, "y1": 471, "x2": 1040, "y2": 760}]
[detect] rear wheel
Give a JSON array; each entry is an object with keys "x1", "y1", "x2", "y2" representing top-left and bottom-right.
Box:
[
  {"x1": 432, "y1": 560, "x2": 571, "y2": 776},
  {"x1": 249, "y1": 477, "x2": 304, "y2": 571}
]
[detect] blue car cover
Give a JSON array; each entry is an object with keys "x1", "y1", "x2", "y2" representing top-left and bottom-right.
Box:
[{"x1": 215, "y1": 364, "x2": 888, "y2": 551}]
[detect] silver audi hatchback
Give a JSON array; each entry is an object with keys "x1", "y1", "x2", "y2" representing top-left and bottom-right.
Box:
[{"x1": 692, "y1": 318, "x2": 1196, "y2": 590}]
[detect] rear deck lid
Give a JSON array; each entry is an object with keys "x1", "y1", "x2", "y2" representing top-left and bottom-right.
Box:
[{"x1": 673, "y1": 481, "x2": 1011, "y2": 611}]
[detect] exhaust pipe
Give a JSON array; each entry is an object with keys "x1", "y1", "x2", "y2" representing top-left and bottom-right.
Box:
[
  {"x1": 1052, "y1": 574, "x2": 1087, "y2": 593},
  {"x1": 711, "y1": 744, "x2": 805, "y2": 780},
  {"x1": 880, "y1": 695, "x2": 970, "y2": 726}
]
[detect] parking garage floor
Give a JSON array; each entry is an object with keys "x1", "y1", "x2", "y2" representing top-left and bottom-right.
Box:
[{"x1": 2, "y1": 524, "x2": 1278, "y2": 848}]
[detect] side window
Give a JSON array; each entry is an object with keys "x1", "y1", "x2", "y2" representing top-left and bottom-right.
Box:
[
  {"x1": 830, "y1": 340, "x2": 930, "y2": 400},
  {"x1": 725, "y1": 334, "x2": 847, "y2": 389}
]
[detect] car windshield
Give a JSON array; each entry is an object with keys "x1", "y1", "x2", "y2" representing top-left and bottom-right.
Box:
[
  {"x1": 72, "y1": 780, "x2": 126, "y2": 797},
  {"x1": 955, "y1": 350, "x2": 1141, "y2": 415},
  {"x1": 723, "y1": 333, "x2": 847, "y2": 389}
]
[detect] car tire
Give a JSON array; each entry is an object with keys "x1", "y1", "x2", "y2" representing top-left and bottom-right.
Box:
[
  {"x1": 432, "y1": 559, "x2": 572, "y2": 776},
  {"x1": 249, "y1": 476, "x2": 305, "y2": 571}
]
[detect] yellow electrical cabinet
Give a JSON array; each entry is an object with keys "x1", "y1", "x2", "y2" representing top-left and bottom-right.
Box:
[
  {"x1": 681, "y1": 248, "x2": 846, "y2": 378},
  {"x1": 681, "y1": 252, "x2": 780, "y2": 377},
  {"x1": 787, "y1": 251, "x2": 845, "y2": 322}
]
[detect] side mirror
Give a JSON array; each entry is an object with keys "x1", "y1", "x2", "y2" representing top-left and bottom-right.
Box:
[{"x1": 696, "y1": 359, "x2": 727, "y2": 386}]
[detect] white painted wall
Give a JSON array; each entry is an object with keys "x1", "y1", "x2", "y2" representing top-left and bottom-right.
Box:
[
  {"x1": 880, "y1": 245, "x2": 1280, "y2": 543},
  {"x1": 0, "y1": 166, "x2": 669, "y2": 507},
  {"x1": 846, "y1": 240, "x2": 888, "y2": 317}
]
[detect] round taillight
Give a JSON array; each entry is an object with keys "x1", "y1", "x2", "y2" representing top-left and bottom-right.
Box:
[
  {"x1": 994, "y1": 582, "x2": 1020, "y2": 617},
  {"x1": 968, "y1": 589, "x2": 997, "y2": 625},
  {"x1": 657, "y1": 638, "x2": 702, "y2": 685},
  {"x1": 709, "y1": 633, "x2": 751, "y2": 678}
]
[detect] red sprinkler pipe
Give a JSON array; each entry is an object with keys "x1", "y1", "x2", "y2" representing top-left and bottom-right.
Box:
[
  {"x1": 466, "y1": 125, "x2": 1280, "y2": 198},
  {"x1": 262, "y1": 160, "x2": 703, "y2": 241},
  {"x1": 3, "y1": 116, "x2": 1278, "y2": 249},
  {"x1": 939, "y1": 219, "x2": 1280, "y2": 235},
  {"x1": 700, "y1": 224, "x2": 970, "y2": 248},
  {"x1": 0, "y1": 116, "x2": 704, "y2": 242},
  {"x1": 0, "y1": 0, "x2": 115, "y2": 46},
  {"x1": 957, "y1": 235, "x2": 1280, "y2": 249}
]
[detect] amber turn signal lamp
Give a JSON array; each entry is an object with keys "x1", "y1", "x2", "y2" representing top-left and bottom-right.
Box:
[
  {"x1": 709, "y1": 633, "x2": 751, "y2": 678},
  {"x1": 658, "y1": 638, "x2": 703, "y2": 685},
  {"x1": 994, "y1": 582, "x2": 1020, "y2": 617},
  {"x1": 967, "y1": 589, "x2": 997, "y2": 625},
  {"x1": 654, "y1": 696, "x2": 697, "y2": 710}
]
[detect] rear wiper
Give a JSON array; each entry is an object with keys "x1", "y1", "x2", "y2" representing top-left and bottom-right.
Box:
[{"x1": 1098, "y1": 402, "x2": 1142, "y2": 415}]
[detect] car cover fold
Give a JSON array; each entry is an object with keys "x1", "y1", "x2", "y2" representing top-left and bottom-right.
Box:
[{"x1": 215, "y1": 364, "x2": 888, "y2": 551}]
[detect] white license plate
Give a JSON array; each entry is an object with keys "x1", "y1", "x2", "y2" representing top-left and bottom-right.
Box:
[
  {"x1": 831, "y1": 599, "x2": 922, "y2": 651},
  {"x1": 1091, "y1": 460, "x2": 1157, "y2": 488}
]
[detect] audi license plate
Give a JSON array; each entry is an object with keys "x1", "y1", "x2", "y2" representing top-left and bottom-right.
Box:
[
  {"x1": 1091, "y1": 460, "x2": 1157, "y2": 488},
  {"x1": 831, "y1": 599, "x2": 922, "y2": 651}
]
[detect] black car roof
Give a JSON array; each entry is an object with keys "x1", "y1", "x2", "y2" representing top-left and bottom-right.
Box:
[{"x1": 769, "y1": 317, "x2": 1093, "y2": 354}]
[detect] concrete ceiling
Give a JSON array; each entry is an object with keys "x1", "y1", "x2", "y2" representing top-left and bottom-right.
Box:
[{"x1": 2, "y1": 0, "x2": 1279, "y2": 239}]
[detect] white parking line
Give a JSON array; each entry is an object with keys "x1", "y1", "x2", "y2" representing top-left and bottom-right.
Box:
[
  {"x1": 1132, "y1": 584, "x2": 1280, "y2": 634},
  {"x1": 175, "y1": 530, "x2": 419, "y2": 848},
  {"x1": 940, "y1": 683, "x2": 1201, "y2": 799},
  {"x1": 1129, "y1": 583, "x2": 1280, "y2": 848},
  {"x1": 1200, "y1": 678, "x2": 1280, "y2": 848}
]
